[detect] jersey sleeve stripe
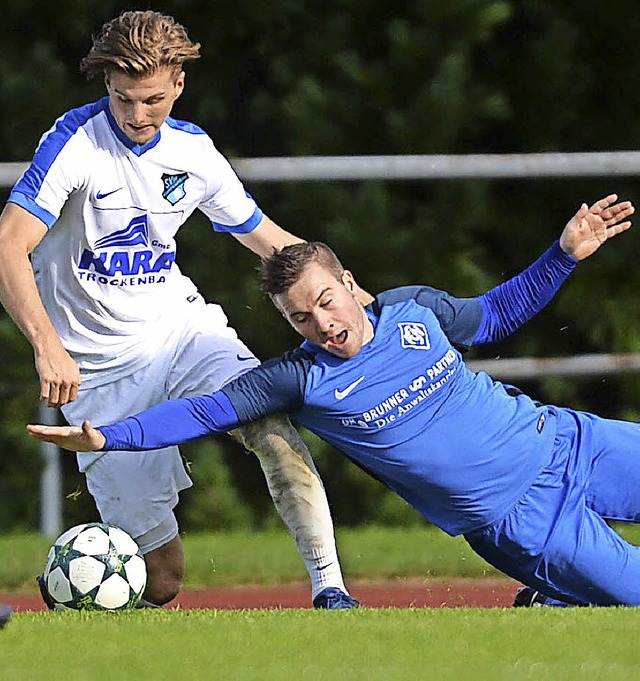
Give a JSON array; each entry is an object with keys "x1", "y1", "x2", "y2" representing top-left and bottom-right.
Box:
[
  {"x1": 10, "y1": 99, "x2": 107, "y2": 212},
  {"x1": 210, "y1": 204, "x2": 264, "y2": 233},
  {"x1": 14, "y1": 99, "x2": 107, "y2": 194},
  {"x1": 7, "y1": 192, "x2": 56, "y2": 228}
]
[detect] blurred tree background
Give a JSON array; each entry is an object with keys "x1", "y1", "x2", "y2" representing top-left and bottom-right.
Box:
[{"x1": 1, "y1": 0, "x2": 640, "y2": 532}]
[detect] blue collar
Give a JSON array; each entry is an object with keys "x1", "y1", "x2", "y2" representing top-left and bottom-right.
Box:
[{"x1": 103, "y1": 98, "x2": 162, "y2": 156}]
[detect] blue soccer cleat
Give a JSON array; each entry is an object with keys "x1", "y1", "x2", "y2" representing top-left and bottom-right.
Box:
[
  {"x1": 0, "y1": 604, "x2": 12, "y2": 629},
  {"x1": 135, "y1": 599, "x2": 161, "y2": 609},
  {"x1": 313, "y1": 587, "x2": 360, "y2": 609},
  {"x1": 512, "y1": 587, "x2": 548, "y2": 608}
]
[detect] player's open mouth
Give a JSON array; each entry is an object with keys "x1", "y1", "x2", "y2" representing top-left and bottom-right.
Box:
[
  {"x1": 329, "y1": 330, "x2": 348, "y2": 346},
  {"x1": 128, "y1": 124, "x2": 153, "y2": 135}
]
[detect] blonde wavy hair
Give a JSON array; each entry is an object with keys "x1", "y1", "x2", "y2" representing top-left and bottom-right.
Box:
[{"x1": 80, "y1": 10, "x2": 201, "y2": 79}]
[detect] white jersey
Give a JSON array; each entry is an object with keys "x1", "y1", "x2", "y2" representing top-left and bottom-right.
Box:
[{"x1": 10, "y1": 97, "x2": 263, "y2": 386}]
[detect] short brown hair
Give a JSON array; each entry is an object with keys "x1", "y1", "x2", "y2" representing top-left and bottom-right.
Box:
[
  {"x1": 80, "y1": 11, "x2": 201, "y2": 79},
  {"x1": 260, "y1": 242, "x2": 345, "y2": 297}
]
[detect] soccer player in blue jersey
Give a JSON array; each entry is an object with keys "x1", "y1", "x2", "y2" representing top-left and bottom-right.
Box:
[
  {"x1": 0, "y1": 10, "x2": 358, "y2": 609},
  {"x1": 29, "y1": 194, "x2": 640, "y2": 607}
]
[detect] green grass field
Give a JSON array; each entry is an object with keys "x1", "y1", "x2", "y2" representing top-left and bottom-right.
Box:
[
  {"x1": 3, "y1": 525, "x2": 640, "y2": 679},
  {"x1": 3, "y1": 608, "x2": 640, "y2": 680}
]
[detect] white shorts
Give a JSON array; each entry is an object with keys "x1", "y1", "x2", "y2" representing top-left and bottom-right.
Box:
[{"x1": 61, "y1": 299, "x2": 259, "y2": 553}]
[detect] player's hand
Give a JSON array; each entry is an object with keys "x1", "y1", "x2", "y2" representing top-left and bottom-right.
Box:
[
  {"x1": 34, "y1": 344, "x2": 81, "y2": 408},
  {"x1": 26, "y1": 420, "x2": 105, "y2": 452},
  {"x1": 559, "y1": 194, "x2": 634, "y2": 261}
]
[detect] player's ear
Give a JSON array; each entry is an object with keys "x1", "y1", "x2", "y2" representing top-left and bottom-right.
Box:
[
  {"x1": 272, "y1": 295, "x2": 291, "y2": 323},
  {"x1": 174, "y1": 71, "x2": 186, "y2": 99},
  {"x1": 341, "y1": 270, "x2": 357, "y2": 292}
]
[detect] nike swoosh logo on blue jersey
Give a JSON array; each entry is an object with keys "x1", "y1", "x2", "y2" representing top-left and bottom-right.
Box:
[
  {"x1": 95, "y1": 187, "x2": 123, "y2": 199},
  {"x1": 334, "y1": 376, "x2": 365, "y2": 400}
]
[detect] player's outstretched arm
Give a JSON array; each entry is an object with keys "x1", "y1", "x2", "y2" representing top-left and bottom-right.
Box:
[
  {"x1": 233, "y1": 215, "x2": 304, "y2": 258},
  {"x1": 559, "y1": 194, "x2": 634, "y2": 261},
  {"x1": 26, "y1": 420, "x2": 105, "y2": 452},
  {"x1": 233, "y1": 216, "x2": 376, "y2": 306},
  {"x1": 28, "y1": 391, "x2": 248, "y2": 453}
]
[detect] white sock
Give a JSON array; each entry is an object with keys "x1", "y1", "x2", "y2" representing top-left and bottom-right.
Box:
[
  {"x1": 304, "y1": 546, "x2": 348, "y2": 600},
  {"x1": 233, "y1": 416, "x2": 349, "y2": 601}
]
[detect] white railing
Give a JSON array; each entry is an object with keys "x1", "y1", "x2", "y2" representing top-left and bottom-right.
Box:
[
  {"x1": 232, "y1": 151, "x2": 640, "y2": 181},
  {"x1": 4, "y1": 151, "x2": 640, "y2": 187},
  {"x1": 468, "y1": 353, "x2": 640, "y2": 380}
]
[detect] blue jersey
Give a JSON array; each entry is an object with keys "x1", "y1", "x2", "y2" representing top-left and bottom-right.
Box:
[
  {"x1": 220, "y1": 297, "x2": 555, "y2": 536},
  {"x1": 102, "y1": 241, "x2": 576, "y2": 535}
]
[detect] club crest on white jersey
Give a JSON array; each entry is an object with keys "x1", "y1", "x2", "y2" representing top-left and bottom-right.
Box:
[
  {"x1": 162, "y1": 172, "x2": 188, "y2": 205},
  {"x1": 398, "y1": 322, "x2": 430, "y2": 349}
]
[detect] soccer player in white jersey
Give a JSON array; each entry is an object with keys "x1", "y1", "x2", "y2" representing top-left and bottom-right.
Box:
[{"x1": 0, "y1": 10, "x2": 358, "y2": 609}]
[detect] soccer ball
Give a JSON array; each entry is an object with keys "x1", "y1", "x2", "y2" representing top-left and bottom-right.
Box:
[{"x1": 41, "y1": 522, "x2": 147, "y2": 611}]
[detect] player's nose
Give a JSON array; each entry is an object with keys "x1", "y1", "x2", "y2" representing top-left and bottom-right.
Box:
[
  {"x1": 315, "y1": 310, "x2": 335, "y2": 334},
  {"x1": 130, "y1": 101, "x2": 146, "y2": 122}
]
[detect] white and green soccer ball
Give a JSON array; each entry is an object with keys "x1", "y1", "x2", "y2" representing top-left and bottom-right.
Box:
[{"x1": 42, "y1": 522, "x2": 147, "y2": 611}]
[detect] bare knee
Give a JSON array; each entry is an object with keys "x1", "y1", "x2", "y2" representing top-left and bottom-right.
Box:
[
  {"x1": 232, "y1": 414, "x2": 304, "y2": 455},
  {"x1": 142, "y1": 535, "x2": 185, "y2": 605}
]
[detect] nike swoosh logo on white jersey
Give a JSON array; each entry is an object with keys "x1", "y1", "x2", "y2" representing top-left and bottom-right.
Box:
[
  {"x1": 96, "y1": 187, "x2": 123, "y2": 199},
  {"x1": 334, "y1": 376, "x2": 365, "y2": 400}
]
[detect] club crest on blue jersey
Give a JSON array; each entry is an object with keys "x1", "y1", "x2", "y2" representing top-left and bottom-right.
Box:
[
  {"x1": 398, "y1": 322, "x2": 431, "y2": 350},
  {"x1": 161, "y1": 172, "x2": 188, "y2": 205}
]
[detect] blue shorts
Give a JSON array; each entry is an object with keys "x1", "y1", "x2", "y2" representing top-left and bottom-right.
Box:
[{"x1": 465, "y1": 407, "x2": 640, "y2": 606}]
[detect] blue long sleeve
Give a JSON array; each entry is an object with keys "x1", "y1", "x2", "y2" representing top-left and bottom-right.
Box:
[
  {"x1": 100, "y1": 392, "x2": 241, "y2": 451},
  {"x1": 473, "y1": 241, "x2": 577, "y2": 344},
  {"x1": 98, "y1": 350, "x2": 310, "y2": 452}
]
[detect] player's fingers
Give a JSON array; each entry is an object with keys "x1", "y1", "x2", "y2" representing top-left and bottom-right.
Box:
[
  {"x1": 605, "y1": 221, "x2": 632, "y2": 237},
  {"x1": 603, "y1": 204, "x2": 634, "y2": 227},
  {"x1": 594, "y1": 202, "x2": 634, "y2": 230},
  {"x1": 588, "y1": 194, "x2": 618, "y2": 213},
  {"x1": 43, "y1": 376, "x2": 80, "y2": 408},
  {"x1": 614, "y1": 203, "x2": 634, "y2": 219},
  {"x1": 69, "y1": 383, "x2": 79, "y2": 403},
  {"x1": 39, "y1": 379, "x2": 51, "y2": 403},
  {"x1": 27, "y1": 424, "x2": 61, "y2": 436},
  {"x1": 601, "y1": 200, "x2": 633, "y2": 217},
  {"x1": 56, "y1": 380, "x2": 76, "y2": 407},
  {"x1": 26, "y1": 424, "x2": 83, "y2": 450},
  {"x1": 47, "y1": 385, "x2": 63, "y2": 408},
  {"x1": 25, "y1": 425, "x2": 55, "y2": 442}
]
